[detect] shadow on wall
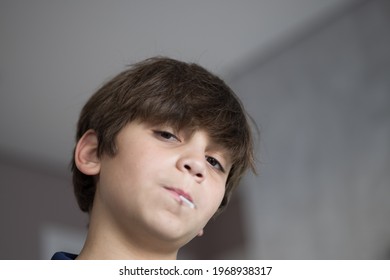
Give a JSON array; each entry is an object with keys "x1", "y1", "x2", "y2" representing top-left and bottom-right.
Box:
[
  {"x1": 179, "y1": 190, "x2": 248, "y2": 259},
  {"x1": 0, "y1": 155, "x2": 87, "y2": 260}
]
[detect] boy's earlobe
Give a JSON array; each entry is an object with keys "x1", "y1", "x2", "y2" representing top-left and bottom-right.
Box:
[
  {"x1": 197, "y1": 229, "x2": 204, "y2": 237},
  {"x1": 74, "y1": 129, "x2": 101, "y2": 175}
]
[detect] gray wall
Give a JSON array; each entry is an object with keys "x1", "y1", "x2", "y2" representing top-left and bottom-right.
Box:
[
  {"x1": 232, "y1": 0, "x2": 390, "y2": 259},
  {"x1": 0, "y1": 155, "x2": 86, "y2": 259}
]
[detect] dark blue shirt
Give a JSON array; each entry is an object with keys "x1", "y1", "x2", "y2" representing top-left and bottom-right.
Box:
[{"x1": 51, "y1": 251, "x2": 78, "y2": 260}]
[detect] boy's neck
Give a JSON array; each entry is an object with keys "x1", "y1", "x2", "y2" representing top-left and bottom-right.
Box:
[{"x1": 77, "y1": 198, "x2": 179, "y2": 260}]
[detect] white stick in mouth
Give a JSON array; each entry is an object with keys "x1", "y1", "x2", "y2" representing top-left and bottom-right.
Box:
[{"x1": 179, "y1": 195, "x2": 196, "y2": 209}]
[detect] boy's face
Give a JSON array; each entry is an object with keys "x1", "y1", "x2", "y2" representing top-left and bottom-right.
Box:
[{"x1": 94, "y1": 121, "x2": 231, "y2": 250}]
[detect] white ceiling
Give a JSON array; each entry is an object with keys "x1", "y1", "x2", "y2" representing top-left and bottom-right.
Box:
[{"x1": 0, "y1": 0, "x2": 357, "y2": 169}]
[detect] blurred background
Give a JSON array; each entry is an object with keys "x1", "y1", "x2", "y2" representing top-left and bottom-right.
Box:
[{"x1": 1, "y1": 0, "x2": 389, "y2": 259}]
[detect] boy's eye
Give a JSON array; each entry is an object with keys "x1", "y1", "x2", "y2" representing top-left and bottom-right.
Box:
[
  {"x1": 154, "y1": 130, "x2": 180, "y2": 142},
  {"x1": 206, "y1": 156, "x2": 225, "y2": 173}
]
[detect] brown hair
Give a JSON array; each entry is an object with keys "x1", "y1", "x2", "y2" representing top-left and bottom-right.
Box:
[{"x1": 72, "y1": 56, "x2": 256, "y2": 216}]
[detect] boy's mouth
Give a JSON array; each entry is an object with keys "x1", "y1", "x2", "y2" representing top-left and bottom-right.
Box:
[{"x1": 164, "y1": 187, "x2": 196, "y2": 209}]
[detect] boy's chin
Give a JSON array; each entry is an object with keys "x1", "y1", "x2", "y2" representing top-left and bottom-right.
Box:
[{"x1": 144, "y1": 221, "x2": 201, "y2": 249}]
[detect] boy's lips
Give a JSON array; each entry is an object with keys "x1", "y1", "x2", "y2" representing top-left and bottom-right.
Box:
[{"x1": 164, "y1": 186, "x2": 194, "y2": 203}]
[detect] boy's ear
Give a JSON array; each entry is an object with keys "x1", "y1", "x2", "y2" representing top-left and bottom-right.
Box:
[{"x1": 74, "y1": 129, "x2": 101, "y2": 175}]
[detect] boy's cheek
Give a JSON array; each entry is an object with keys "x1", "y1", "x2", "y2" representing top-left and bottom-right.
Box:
[{"x1": 202, "y1": 190, "x2": 225, "y2": 218}]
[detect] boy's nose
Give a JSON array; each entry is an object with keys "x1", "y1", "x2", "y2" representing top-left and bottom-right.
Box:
[{"x1": 177, "y1": 154, "x2": 206, "y2": 183}]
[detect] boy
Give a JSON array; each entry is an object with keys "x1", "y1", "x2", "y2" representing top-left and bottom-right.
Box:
[{"x1": 52, "y1": 57, "x2": 255, "y2": 260}]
